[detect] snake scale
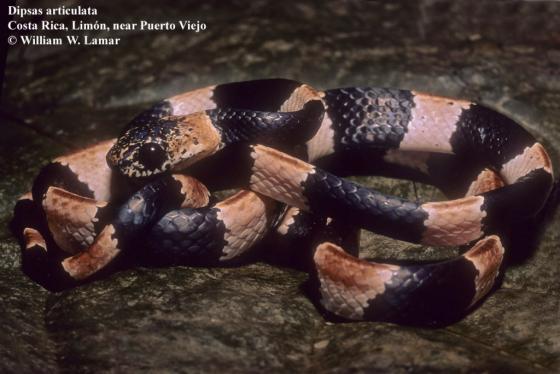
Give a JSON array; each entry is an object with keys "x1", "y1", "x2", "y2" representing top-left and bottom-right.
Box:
[{"x1": 11, "y1": 79, "x2": 554, "y2": 325}]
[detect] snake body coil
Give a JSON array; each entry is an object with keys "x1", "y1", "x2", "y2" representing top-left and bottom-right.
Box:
[{"x1": 12, "y1": 79, "x2": 554, "y2": 325}]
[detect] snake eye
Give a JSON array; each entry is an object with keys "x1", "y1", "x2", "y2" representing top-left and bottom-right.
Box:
[{"x1": 138, "y1": 143, "x2": 167, "y2": 171}]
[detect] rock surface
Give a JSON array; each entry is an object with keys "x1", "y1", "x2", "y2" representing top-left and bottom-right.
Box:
[{"x1": 2, "y1": 0, "x2": 559, "y2": 372}]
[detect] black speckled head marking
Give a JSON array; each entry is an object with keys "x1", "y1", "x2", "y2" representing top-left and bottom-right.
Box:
[
  {"x1": 107, "y1": 116, "x2": 182, "y2": 177},
  {"x1": 108, "y1": 100, "x2": 207, "y2": 179},
  {"x1": 124, "y1": 100, "x2": 174, "y2": 130},
  {"x1": 107, "y1": 112, "x2": 222, "y2": 178}
]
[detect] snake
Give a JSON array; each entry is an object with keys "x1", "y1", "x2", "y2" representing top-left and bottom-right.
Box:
[{"x1": 11, "y1": 79, "x2": 554, "y2": 325}]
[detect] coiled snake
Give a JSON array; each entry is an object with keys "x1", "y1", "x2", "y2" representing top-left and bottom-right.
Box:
[{"x1": 12, "y1": 79, "x2": 554, "y2": 325}]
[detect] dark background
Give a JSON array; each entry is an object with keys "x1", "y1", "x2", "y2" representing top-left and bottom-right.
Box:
[{"x1": 1, "y1": 1, "x2": 559, "y2": 372}]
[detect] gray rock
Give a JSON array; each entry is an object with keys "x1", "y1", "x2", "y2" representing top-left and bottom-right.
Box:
[{"x1": 2, "y1": 0, "x2": 559, "y2": 372}]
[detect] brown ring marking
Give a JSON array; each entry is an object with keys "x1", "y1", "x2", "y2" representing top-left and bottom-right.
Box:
[
  {"x1": 170, "y1": 174, "x2": 211, "y2": 208},
  {"x1": 42, "y1": 186, "x2": 108, "y2": 254},
  {"x1": 420, "y1": 196, "x2": 487, "y2": 246},
  {"x1": 466, "y1": 168, "x2": 506, "y2": 197},
  {"x1": 167, "y1": 112, "x2": 223, "y2": 171},
  {"x1": 500, "y1": 143, "x2": 554, "y2": 184},
  {"x1": 61, "y1": 224, "x2": 121, "y2": 280},
  {"x1": 54, "y1": 139, "x2": 115, "y2": 201},
  {"x1": 279, "y1": 84, "x2": 322, "y2": 112},
  {"x1": 465, "y1": 235, "x2": 505, "y2": 307},
  {"x1": 215, "y1": 190, "x2": 278, "y2": 261},
  {"x1": 398, "y1": 92, "x2": 471, "y2": 154},
  {"x1": 250, "y1": 144, "x2": 315, "y2": 210},
  {"x1": 313, "y1": 241, "x2": 400, "y2": 320},
  {"x1": 276, "y1": 206, "x2": 300, "y2": 236}
]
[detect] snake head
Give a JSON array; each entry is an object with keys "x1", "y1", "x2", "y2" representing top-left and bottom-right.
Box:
[{"x1": 107, "y1": 113, "x2": 222, "y2": 179}]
